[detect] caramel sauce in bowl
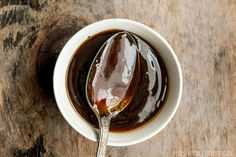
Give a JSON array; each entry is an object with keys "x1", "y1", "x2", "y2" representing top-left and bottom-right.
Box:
[{"x1": 53, "y1": 19, "x2": 183, "y2": 146}]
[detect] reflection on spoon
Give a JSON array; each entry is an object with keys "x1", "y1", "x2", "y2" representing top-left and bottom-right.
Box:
[{"x1": 86, "y1": 32, "x2": 140, "y2": 157}]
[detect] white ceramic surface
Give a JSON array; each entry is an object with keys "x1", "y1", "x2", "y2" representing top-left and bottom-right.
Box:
[{"x1": 53, "y1": 19, "x2": 183, "y2": 146}]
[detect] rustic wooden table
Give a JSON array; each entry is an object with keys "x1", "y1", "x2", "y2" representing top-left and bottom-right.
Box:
[{"x1": 0, "y1": 0, "x2": 235, "y2": 157}]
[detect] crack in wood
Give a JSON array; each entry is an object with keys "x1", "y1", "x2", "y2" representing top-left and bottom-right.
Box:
[
  {"x1": 214, "y1": 47, "x2": 226, "y2": 74},
  {"x1": 27, "y1": 26, "x2": 37, "y2": 48},
  {"x1": 0, "y1": 0, "x2": 45, "y2": 11},
  {"x1": 0, "y1": 8, "x2": 35, "y2": 29},
  {"x1": 12, "y1": 134, "x2": 46, "y2": 157},
  {"x1": 3, "y1": 32, "x2": 14, "y2": 51},
  {"x1": 2, "y1": 26, "x2": 38, "y2": 51}
]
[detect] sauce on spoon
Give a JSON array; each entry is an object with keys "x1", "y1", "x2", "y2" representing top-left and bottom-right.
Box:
[{"x1": 86, "y1": 32, "x2": 139, "y2": 117}]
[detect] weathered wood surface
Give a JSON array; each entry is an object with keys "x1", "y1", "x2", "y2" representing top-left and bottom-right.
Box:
[{"x1": 0, "y1": 0, "x2": 235, "y2": 157}]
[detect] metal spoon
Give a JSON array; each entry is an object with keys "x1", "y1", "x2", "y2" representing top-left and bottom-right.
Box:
[{"x1": 86, "y1": 32, "x2": 140, "y2": 157}]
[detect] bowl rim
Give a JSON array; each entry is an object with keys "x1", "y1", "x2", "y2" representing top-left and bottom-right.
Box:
[{"x1": 53, "y1": 18, "x2": 183, "y2": 146}]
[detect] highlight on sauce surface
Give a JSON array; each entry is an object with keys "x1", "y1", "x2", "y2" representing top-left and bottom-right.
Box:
[{"x1": 67, "y1": 30, "x2": 168, "y2": 132}]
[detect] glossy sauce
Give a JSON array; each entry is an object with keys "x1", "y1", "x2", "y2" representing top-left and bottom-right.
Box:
[{"x1": 67, "y1": 30, "x2": 168, "y2": 132}]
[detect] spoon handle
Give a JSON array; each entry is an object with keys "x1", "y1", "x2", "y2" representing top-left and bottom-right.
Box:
[{"x1": 97, "y1": 116, "x2": 111, "y2": 157}]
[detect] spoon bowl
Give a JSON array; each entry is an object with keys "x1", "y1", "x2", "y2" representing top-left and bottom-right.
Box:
[{"x1": 86, "y1": 32, "x2": 140, "y2": 117}]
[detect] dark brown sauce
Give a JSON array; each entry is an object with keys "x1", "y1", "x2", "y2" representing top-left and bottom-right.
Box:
[{"x1": 67, "y1": 30, "x2": 168, "y2": 132}]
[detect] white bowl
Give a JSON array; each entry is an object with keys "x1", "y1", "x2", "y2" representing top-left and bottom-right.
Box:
[{"x1": 53, "y1": 19, "x2": 183, "y2": 146}]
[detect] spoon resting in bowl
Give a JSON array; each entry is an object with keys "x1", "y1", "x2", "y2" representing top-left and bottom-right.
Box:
[{"x1": 86, "y1": 32, "x2": 140, "y2": 157}]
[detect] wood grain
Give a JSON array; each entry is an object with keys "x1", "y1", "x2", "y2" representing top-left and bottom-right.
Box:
[{"x1": 0, "y1": 0, "x2": 235, "y2": 157}]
